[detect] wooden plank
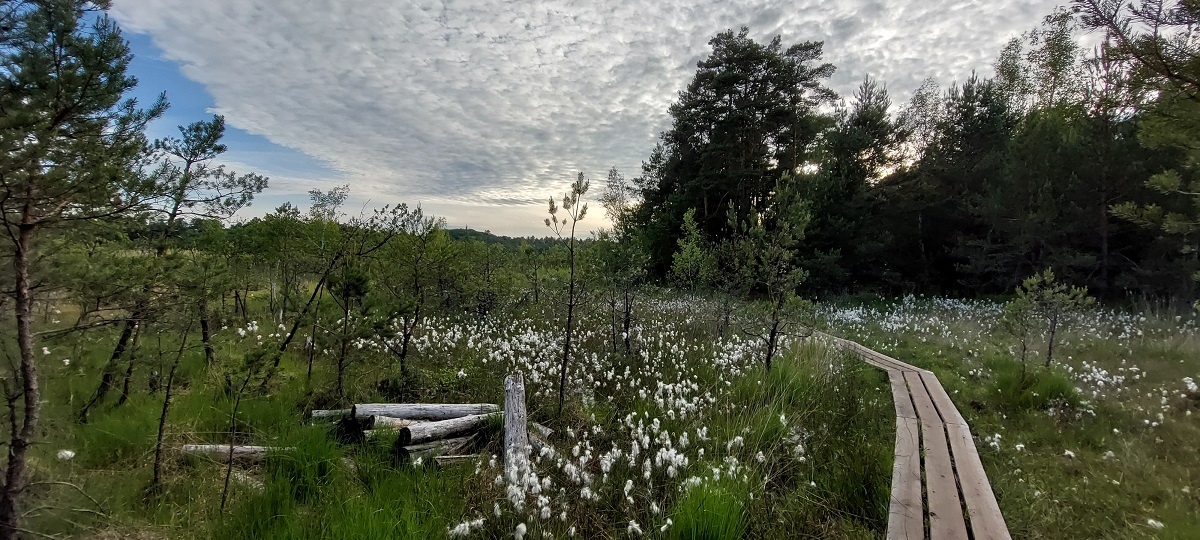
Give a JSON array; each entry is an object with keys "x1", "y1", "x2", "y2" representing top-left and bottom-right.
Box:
[
  {"x1": 921, "y1": 371, "x2": 967, "y2": 426},
  {"x1": 903, "y1": 371, "x2": 941, "y2": 424},
  {"x1": 887, "y1": 416, "x2": 925, "y2": 540},
  {"x1": 888, "y1": 370, "x2": 918, "y2": 419},
  {"x1": 920, "y1": 418, "x2": 969, "y2": 540},
  {"x1": 946, "y1": 424, "x2": 1011, "y2": 540},
  {"x1": 864, "y1": 347, "x2": 922, "y2": 372},
  {"x1": 905, "y1": 371, "x2": 969, "y2": 540}
]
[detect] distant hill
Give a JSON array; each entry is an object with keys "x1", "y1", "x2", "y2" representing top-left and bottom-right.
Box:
[{"x1": 446, "y1": 228, "x2": 565, "y2": 250}]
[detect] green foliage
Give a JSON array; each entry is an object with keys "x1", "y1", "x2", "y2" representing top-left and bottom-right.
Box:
[
  {"x1": 668, "y1": 478, "x2": 749, "y2": 540},
  {"x1": 670, "y1": 209, "x2": 717, "y2": 290},
  {"x1": 633, "y1": 27, "x2": 836, "y2": 275},
  {"x1": 990, "y1": 360, "x2": 1077, "y2": 412},
  {"x1": 1015, "y1": 268, "x2": 1095, "y2": 365}
]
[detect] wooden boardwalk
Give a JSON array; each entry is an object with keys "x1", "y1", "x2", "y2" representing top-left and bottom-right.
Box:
[{"x1": 823, "y1": 334, "x2": 1011, "y2": 540}]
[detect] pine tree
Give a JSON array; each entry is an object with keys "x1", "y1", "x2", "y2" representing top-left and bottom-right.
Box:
[{"x1": 0, "y1": 2, "x2": 165, "y2": 535}]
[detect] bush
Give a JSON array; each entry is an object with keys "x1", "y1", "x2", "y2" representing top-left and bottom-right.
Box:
[{"x1": 991, "y1": 360, "x2": 1077, "y2": 412}]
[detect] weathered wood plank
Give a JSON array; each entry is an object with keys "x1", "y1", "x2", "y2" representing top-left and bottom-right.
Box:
[
  {"x1": 903, "y1": 371, "x2": 941, "y2": 424},
  {"x1": 862, "y1": 347, "x2": 922, "y2": 373},
  {"x1": 887, "y1": 416, "x2": 925, "y2": 540},
  {"x1": 904, "y1": 371, "x2": 969, "y2": 540},
  {"x1": 947, "y1": 424, "x2": 1011, "y2": 540},
  {"x1": 920, "y1": 370, "x2": 967, "y2": 426},
  {"x1": 888, "y1": 370, "x2": 918, "y2": 419},
  {"x1": 921, "y1": 418, "x2": 969, "y2": 540}
]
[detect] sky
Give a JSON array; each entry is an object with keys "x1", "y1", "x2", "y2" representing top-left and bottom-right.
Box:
[{"x1": 110, "y1": 0, "x2": 1067, "y2": 237}]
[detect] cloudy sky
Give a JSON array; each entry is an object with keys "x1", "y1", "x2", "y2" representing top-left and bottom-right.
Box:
[{"x1": 110, "y1": 0, "x2": 1066, "y2": 236}]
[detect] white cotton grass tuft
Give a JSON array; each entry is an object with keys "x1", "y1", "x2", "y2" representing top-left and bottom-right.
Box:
[
  {"x1": 57, "y1": 449, "x2": 75, "y2": 461},
  {"x1": 514, "y1": 522, "x2": 527, "y2": 540},
  {"x1": 1147, "y1": 518, "x2": 1165, "y2": 530},
  {"x1": 448, "y1": 518, "x2": 485, "y2": 537}
]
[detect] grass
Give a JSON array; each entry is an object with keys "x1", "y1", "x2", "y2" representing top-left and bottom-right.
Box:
[{"x1": 18, "y1": 292, "x2": 895, "y2": 539}]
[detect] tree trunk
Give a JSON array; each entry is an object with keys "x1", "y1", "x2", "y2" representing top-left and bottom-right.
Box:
[
  {"x1": 117, "y1": 321, "x2": 143, "y2": 406},
  {"x1": 557, "y1": 238, "x2": 578, "y2": 417},
  {"x1": 336, "y1": 291, "x2": 350, "y2": 398},
  {"x1": 1045, "y1": 313, "x2": 1059, "y2": 367},
  {"x1": 0, "y1": 228, "x2": 41, "y2": 540},
  {"x1": 80, "y1": 317, "x2": 137, "y2": 423},
  {"x1": 622, "y1": 287, "x2": 633, "y2": 354},
  {"x1": 504, "y1": 373, "x2": 529, "y2": 481},
  {"x1": 200, "y1": 296, "x2": 215, "y2": 365},
  {"x1": 1099, "y1": 182, "x2": 1111, "y2": 300},
  {"x1": 151, "y1": 324, "x2": 191, "y2": 494}
]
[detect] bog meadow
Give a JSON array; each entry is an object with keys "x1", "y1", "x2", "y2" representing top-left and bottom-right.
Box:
[{"x1": 1, "y1": 1, "x2": 1199, "y2": 539}]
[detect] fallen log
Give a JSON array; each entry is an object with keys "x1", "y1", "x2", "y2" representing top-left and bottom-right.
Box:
[
  {"x1": 395, "y1": 413, "x2": 498, "y2": 447},
  {"x1": 504, "y1": 373, "x2": 529, "y2": 480},
  {"x1": 310, "y1": 408, "x2": 350, "y2": 420},
  {"x1": 434, "y1": 454, "x2": 482, "y2": 466},
  {"x1": 531, "y1": 422, "x2": 554, "y2": 439},
  {"x1": 352, "y1": 403, "x2": 499, "y2": 421},
  {"x1": 371, "y1": 416, "x2": 416, "y2": 430},
  {"x1": 393, "y1": 436, "x2": 474, "y2": 463},
  {"x1": 333, "y1": 415, "x2": 375, "y2": 444},
  {"x1": 181, "y1": 444, "x2": 288, "y2": 462}
]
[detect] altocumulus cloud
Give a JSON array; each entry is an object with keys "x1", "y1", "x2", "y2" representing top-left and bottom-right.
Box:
[{"x1": 112, "y1": 0, "x2": 1061, "y2": 235}]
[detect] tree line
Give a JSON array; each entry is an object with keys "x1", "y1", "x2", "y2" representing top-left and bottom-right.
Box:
[{"x1": 629, "y1": 5, "x2": 1200, "y2": 304}]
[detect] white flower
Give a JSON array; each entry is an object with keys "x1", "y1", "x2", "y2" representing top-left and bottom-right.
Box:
[
  {"x1": 627, "y1": 520, "x2": 643, "y2": 536},
  {"x1": 57, "y1": 449, "x2": 75, "y2": 461},
  {"x1": 1063, "y1": 449, "x2": 1075, "y2": 458},
  {"x1": 449, "y1": 518, "x2": 485, "y2": 537},
  {"x1": 41, "y1": 347, "x2": 50, "y2": 356},
  {"x1": 62, "y1": 358, "x2": 70, "y2": 366},
  {"x1": 1147, "y1": 519, "x2": 1164, "y2": 530},
  {"x1": 1014, "y1": 444, "x2": 1025, "y2": 451},
  {"x1": 514, "y1": 523, "x2": 526, "y2": 540},
  {"x1": 457, "y1": 369, "x2": 467, "y2": 379}
]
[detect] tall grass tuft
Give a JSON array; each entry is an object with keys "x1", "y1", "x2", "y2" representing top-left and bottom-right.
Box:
[{"x1": 668, "y1": 477, "x2": 749, "y2": 540}]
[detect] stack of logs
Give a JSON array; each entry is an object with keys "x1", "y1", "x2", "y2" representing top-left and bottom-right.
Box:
[{"x1": 181, "y1": 373, "x2": 548, "y2": 470}]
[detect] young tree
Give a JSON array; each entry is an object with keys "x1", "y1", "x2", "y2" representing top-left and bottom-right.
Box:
[
  {"x1": 999, "y1": 294, "x2": 1038, "y2": 374},
  {"x1": 1016, "y1": 269, "x2": 1095, "y2": 366},
  {"x1": 728, "y1": 173, "x2": 814, "y2": 370},
  {"x1": 545, "y1": 173, "x2": 589, "y2": 416},
  {"x1": 670, "y1": 208, "x2": 717, "y2": 291},
  {"x1": 85, "y1": 116, "x2": 266, "y2": 423},
  {"x1": 373, "y1": 205, "x2": 445, "y2": 376},
  {"x1": 0, "y1": 2, "x2": 165, "y2": 534}
]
